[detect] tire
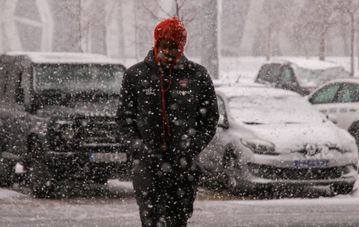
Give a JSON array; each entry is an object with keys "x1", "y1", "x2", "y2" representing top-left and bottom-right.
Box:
[
  {"x1": 93, "y1": 177, "x2": 109, "y2": 185},
  {"x1": 27, "y1": 139, "x2": 54, "y2": 198},
  {"x1": 330, "y1": 183, "x2": 354, "y2": 195},
  {"x1": 0, "y1": 142, "x2": 14, "y2": 187},
  {"x1": 348, "y1": 122, "x2": 359, "y2": 146},
  {"x1": 0, "y1": 157, "x2": 14, "y2": 187}
]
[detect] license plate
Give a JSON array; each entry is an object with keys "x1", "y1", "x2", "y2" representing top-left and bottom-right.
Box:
[
  {"x1": 89, "y1": 153, "x2": 127, "y2": 163},
  {"x1": 293, "y1": 159, "x2": 329, "y2": 169}
]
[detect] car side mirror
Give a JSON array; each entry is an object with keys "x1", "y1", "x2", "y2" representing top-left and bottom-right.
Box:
[
  {"x1": 216, "y1": 94, "x2": 230, "y2": 129},
  {"x1": 305, "y1": 94, "x2": 314, "y2": 103},
  {"x1": 326, "y1": 114, "x2": 337, "y2": 124},
  {"x1": 218, "y1": 112, "x2": 229, "y2": 129}
]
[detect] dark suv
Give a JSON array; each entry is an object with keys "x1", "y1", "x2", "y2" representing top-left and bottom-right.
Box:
[{"x1": 0, "y1": 52, "x2": 128, "y2": 197}]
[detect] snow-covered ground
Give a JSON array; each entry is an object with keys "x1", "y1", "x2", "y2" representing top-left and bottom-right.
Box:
[
  {"x1": 0, "y1": 188, "x2": 26, "y2": 199},
  {"x1": 1, "y1": 180, "x2": 359, "y2": 226}
]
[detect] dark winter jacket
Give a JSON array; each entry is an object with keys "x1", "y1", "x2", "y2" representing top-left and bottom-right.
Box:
[{"x1": 116, "y1": 50, "x2": 219, "y2": 167}]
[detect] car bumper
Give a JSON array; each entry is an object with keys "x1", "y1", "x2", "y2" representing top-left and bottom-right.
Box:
[
  {"x1": 236, "y1": 149, "x2": 358, "y2": 187},
  {"x1": 43, "y1": 150, "x2": 131, "y2": 180},
  {"x1": 235, "y1": 163, "x2": 358, "y2": 191}
]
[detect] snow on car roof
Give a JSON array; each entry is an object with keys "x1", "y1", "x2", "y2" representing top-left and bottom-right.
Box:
[
  {"x1": 4, "y1": 51, "x2": 123, "y2": 64},
  {"x1": 216, "y1": 84, "x2": 300, "y2": 99},
  {"x1": 270, "y1": 57, "x2": 343, "y2": 71},
  {"x1": 213, "y1": 79, "x2": 262, "y2": 88},
  {"x1": 323, "y1": 77, "x2": 359, "y2": 84}
]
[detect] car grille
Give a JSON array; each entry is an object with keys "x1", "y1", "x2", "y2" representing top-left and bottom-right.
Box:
[
  {"x1": 248, "y1": 163, "x2": 344, "y2": 180},
  {"x1": 76, "y1": 117, "x2": 117, "y2": 144},
  {"x1": 49, "y1": 116, "x2": 119, "y2": 152}
]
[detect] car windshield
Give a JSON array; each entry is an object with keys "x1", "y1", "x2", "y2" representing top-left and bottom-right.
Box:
[
  {"x1": 228, "y1": 93, "x2": 324, "y2": 125},
  {"x1": 294, "y1": 66, "x2": 348, "y2": 88},
  {"x1": 33, "y1": 64, "x2": 124, "y2": 94}
]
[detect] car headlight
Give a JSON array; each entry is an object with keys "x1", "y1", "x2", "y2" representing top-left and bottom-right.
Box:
[{"x1": 240, "y1": 138, "x2": 277, "y2": 155}]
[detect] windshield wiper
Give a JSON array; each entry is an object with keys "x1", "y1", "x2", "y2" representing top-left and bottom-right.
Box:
[{"x1": 243, "y1": 121, "x2": 263, "y2": 125}]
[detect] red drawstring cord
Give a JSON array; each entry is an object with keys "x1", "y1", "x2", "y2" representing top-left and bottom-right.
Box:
[{"x1": 159, "y1": 65, "x2": 172, "y2": 152}]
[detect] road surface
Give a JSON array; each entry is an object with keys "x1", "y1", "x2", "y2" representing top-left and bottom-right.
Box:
[{"x1": 1, "y1": 181, "x2": 359, "y2": 226}]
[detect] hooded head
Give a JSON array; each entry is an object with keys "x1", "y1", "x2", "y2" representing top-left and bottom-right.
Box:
[{"x1": 153, "y1": 17, "x2": 187, "y2": 65}]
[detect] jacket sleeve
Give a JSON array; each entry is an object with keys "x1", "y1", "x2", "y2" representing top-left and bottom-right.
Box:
[
  {"x1": 116, "y1": 69, "x2": 144, "y2": 156},
  {"x1": 192, "y1": 69, "x2": 219, "y2": 156}
]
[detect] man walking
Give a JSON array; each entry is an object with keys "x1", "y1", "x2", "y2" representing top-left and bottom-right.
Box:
[{"x1": 117, "y1": 17, "x2": 219, "y2": 227}]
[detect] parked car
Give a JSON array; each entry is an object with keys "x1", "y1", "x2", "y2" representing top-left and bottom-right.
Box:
[
  {"x1": 199, "y1": 86, "x2": 358, "y2": 195},
  {"x1": 307, "y1": 78, "x2": 359, "y2": 146},
  {"x1": 0, "y1": 52, "x2": 128, "y2": 197},
  {"x1": 255, "y1": 58, "x2": 350, "y2": 96}
]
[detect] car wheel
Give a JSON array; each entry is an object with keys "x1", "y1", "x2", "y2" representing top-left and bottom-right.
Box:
[
  {"x1": 93, "y1": 177, "x2": 109, "y2": 185},
  {"x1": 330, "y1": 183, "x2": 354, "y2": 195},
  {"x1": 0, "y1": 157, "x2": 14, "y2": 187},
  {"x1": 222, "y1": 151, "x2": 238, "y2": 193},
  {"x1": 348, "y1": 122, "x2": 359, "y2": 146},
  {"x1": 28, "y1": 140, "x2": 54, "y2": 198},
  {"x1": 0, "y1": 141, "x2": 15, "y2": 187}
]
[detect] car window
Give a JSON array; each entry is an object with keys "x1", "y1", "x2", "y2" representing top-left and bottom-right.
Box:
[
  {"x1": 33, "y1": 64, "x2": 124, "y2": 94},
  {"x1": 256, "y1": 64, "x2": 271, "y2": 82},
  {"x1": 310, "y1": 83, "x2": 340, "y2": 104},
  {"x1": 256, "y1": 63, "x2": 281, "y2": 83},
  {"x1": 337, "y1": 83, "x2": 359, "y2": 103},
  {"x1": 280, "y1": 66, "x2": 296, "y2": 83},
  {"x1": 270, "y1": 64, "x2": 282, "y2": 78},
  {"x1": 0, "y1": 61, "x2": 12, "y2": 101}
]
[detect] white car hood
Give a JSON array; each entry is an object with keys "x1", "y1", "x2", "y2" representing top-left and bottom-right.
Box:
[{"x1": 245, "y1": 121, "x2": 355, "y2": 153}]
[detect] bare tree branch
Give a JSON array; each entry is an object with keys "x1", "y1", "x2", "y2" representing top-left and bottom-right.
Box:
[
  {"x1": 141, "y1": 1, "x2": 162, "y2": 20},
  {"x1": 154, "y1": 0, "x2": 173, "y2": 18},
  {"x1": 139, "y1": 0, "x2": 197, "y2": 25},
  {"x1": 178, "y1": 0, "x2": 186, "y2": 10}
]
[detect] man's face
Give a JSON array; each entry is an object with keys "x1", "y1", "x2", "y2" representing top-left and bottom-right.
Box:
[{"x1": 157, "y1": 39, "x2": 180, "y2": 65}]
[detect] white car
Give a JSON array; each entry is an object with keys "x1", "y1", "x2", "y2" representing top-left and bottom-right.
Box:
[
  {"x1": 199, "y1": 86, "x2": 358, "y2": 195},
  {"x1": 308, "y1": 78, "x2": 359, "y2": 145}
]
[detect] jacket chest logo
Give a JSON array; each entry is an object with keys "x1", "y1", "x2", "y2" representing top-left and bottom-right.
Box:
[
  {"x1": 172, "y1": 90, "x2": 192, "y2": 96},
  {"x1": 179, "y1": 79, "x2": 189, "y2": 89},
  {"x1": 143, "y1": 87, "x2": 156, "y2": 95}
]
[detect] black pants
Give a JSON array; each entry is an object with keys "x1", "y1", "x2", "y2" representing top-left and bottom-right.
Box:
[{"x1": 132, "y1": 159, "x2": 200, "y2": 227}]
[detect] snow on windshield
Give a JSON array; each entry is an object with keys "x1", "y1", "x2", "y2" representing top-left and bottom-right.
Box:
[
  {"x1": 294, "y1": 66, "x2": 349, "y2": 88},
  {"x1": 226, "y1": 89, "x2": 324, "y2": 124}
]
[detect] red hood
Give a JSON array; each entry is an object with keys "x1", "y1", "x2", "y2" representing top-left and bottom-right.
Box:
[{"x1": 154, "y1": 17, "x2": 187, "y2": 64}]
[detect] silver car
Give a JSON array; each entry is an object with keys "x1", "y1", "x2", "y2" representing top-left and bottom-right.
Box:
[{"x1": 199, "y1": 85, "x2": 358, "y2": 195}]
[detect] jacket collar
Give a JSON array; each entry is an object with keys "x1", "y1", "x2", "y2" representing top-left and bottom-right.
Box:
[{"x1": 144, "y1": 49, "x2": 188, "y2": 69}]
